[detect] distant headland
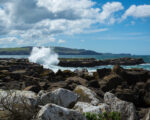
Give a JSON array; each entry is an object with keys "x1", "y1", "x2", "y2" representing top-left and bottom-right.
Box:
[{"x1": 0, "y1": 46, "x2": 131, "y2": 56}]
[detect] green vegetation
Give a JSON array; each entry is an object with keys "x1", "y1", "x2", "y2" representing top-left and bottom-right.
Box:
[
  {"x1": 0, "y1": 48, "x2": 30, "y2": 52},
  {"x1": 0, "y1": 46, "x2": 101, "y2": 55},
  {"x1": 83, "y1": 112, "x2": 121, "y2": 120},
  {"x1": 0, "y1": 47, "x2": 31, "y2": 55},
  {"x1": 53, "y1": 46, "x2": 101, "y2": 55},
  {"x1": 0, "y1": 46, "x2": 131, "y2": 55}
]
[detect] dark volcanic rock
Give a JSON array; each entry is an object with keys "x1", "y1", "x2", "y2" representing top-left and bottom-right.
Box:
[
  {"x1": 98, "y1": 66, "x2": 150, "y2": 108},
  {"x1": 88, "y1": 80, "x2": 100, "y2": 88},
  {"x1": 124, "y1": 70, "x2": 149, "y2": 85},
  {"x1": 65, "y1": 76, "x2": 87, "y2": 90},
  {"x1": 24, "y1": 85, "x2": 41, "y2": 93},
  {"x1": 99, "y1": 73, "x2": 123, "y2": 92},
  {"x1": 58, "y1": 57, "x2": 144, "y2": 67},
  {"x1": 144, "y1": 79, "x2": 150, "y2": 106},
  {"x1": 0, "y1": 58, "x2": 150, "y2": 120},
  {"x1": 97, "y1": 68, "x2": 111, "y2": 78}
]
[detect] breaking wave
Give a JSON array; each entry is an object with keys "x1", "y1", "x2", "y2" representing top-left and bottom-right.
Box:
[{"x1": 28, "y1": 47, "x2": 59, "y2": 70}]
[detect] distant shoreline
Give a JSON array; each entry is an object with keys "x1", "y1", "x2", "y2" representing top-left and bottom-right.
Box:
[{"x1": 0, "y1": 46, "x2": 131, "y2": 56}]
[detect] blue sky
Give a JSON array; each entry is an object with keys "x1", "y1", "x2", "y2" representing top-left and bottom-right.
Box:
[{"x1": 0, "y1": 0, "x2": 150, "y2": 55}]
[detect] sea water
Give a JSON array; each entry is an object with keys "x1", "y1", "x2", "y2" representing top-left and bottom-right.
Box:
[{"x1": 0, "y1": 55, "x2": 150, "y2": 72}]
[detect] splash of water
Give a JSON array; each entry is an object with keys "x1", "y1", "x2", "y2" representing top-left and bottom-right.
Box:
[{"x1": 28, "y1": 47, "x2": 59, "y2": 69}]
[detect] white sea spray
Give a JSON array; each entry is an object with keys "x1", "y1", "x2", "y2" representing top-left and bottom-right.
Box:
[{"x1": 28, "y1": 47, "x2": 59, "y2": 71}]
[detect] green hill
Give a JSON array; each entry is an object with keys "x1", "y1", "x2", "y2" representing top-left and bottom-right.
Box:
[{"x1": 0, "y1": 47, "x2": 102, "y2": 55}]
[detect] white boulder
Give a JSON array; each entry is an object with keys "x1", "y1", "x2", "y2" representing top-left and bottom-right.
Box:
[
  {"x1": 36, "y1": 103, "x2": 86, "y2": 120},
  {"x1": 74, "y1": 102, "x2": 110, "y2": 114},
  {"x1": 104, "y1": 92, "x2": 137, "y2": 120},
  {"x1": 145, "y1": 109, "x2": 150, "y2": 120},
  {"x1": 0, "y1": 89, "x2": 38, "y2": 110},
  {"x1": 74, "y1": 85, "x2": 100, "y2": 105},
  {"x1": 0, "y1": 90, "x2": 37, "y2": 105},
  {"x1": 40, "y1": 88, "x2": 78, "y2": 108}
]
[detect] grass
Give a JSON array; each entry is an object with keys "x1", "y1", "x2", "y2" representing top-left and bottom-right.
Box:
[
  {"x1": 84, "y1": 112, "x2": 121, "y2": 120},
  {"x1": 0, "y1": 48, "x2": 30, "y2": 52}
]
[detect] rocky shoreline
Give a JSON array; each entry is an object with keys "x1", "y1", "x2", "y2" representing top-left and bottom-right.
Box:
[
  {"x1": 0, "y1": 58, "x2": 150, "y2": 120},
  {"x1": 58, "y1": 57, "x2": 144, "y2": 67}
]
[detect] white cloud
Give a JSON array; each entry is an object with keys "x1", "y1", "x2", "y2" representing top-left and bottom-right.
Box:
[
  {"x1": 83, "y1": 28, "x2": 108, "y2": 34},
  {"x1": 98, "y1": 2, "x2": 124, "y2": 24},
  {"x1": 37, "y1": 0, "x2": 95, "y2": 13},
  {"x1": 3, "y1": 1, "x2": 150, "y2": 47},
  {"x1": 58, "y1": 39, "x2": 66, "y2": 44},
  {"x1": 0, "y1": 0, "x2": 103, "y2": 46},
  {"x1": 0, "y1": 37, "x2": 20, "y2": 44},
  {"x1": 122, "y1": 5, "x2": 150, "y2": 20}
]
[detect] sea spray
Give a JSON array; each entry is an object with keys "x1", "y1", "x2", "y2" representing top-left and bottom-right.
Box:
[{"x1": 28, "y1": 47, "x2": 59, "y2": 69}]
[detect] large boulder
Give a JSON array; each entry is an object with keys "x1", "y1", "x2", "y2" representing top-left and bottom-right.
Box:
[
  {"x1": 144, "y1": 109, "x2": 150, "y2": 120},
  {"x1": 0, "y1": 90, "x2": 38, "y2": 110},
  {"x1": 104, "y1": 92, "x2": 137, "y2": 120},
  {"x1": 74, "y1": 85, "x2": 100, "y2": 105},
  {"x1": 112, "y1": 65, "x2": 125, "y2": 75},
  {"x1": 65, "y1": 76, "x2": 87, "y2": 90},
  {"x1": 124, "y1": 70, "x2": 148, "y2": 85},
  {"x1": 144, "y1": 79, "x2": 150, "y2": 106},
  {"x1": 115, "y1": 88, "x2": 140, "y2": 107},
  {"x1": 74, "y1": 102, "x2": 110, "y2": 114},
  {"x1": 100, "y1": 73, "x2": 123, "y2": 92},
  {"x1": 97, "y1": 68, "x2": 111, "y2": 78},
  {"x1": 36, "y1": 103, "x2": 86, "y2": 120},
  {"x1": 40, "y1": 88, "x2": 78, "y2": 108},
  {"x1": 88, "y1": 80, "x2": 100, "y2": 88}
]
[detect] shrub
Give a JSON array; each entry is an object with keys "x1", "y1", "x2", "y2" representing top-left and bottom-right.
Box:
[
  {"x1": 84, "y1": 112, "x2": 121, "y2": 120},
  {"x1": 0, "y1": 90, "x2": 39, "y2": 120}
]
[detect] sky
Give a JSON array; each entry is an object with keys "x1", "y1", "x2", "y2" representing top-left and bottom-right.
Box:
[{"x1": 0, "y1": 0, "x2": 150, "y2": 55}]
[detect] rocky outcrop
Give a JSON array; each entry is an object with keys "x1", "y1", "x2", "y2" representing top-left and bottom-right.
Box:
[
  {"x1": 74, "y1": 85, "x2": 100, "y2": 105},
  {"x1": 59, "y1": 57, "x2": 144, "y2": 67},
  {"x1": 0, "y1": 58, "x2": 150, "y2": 120},
  {"x1": 99, "y1": 73, "x2": 123, "y2": 92},
  {"x1": 36, "y1": 103, "x2": 86, "y2": 120},
  {"x1": 97, "y1": 68, "x2": 111, "y2": 78},
  {"x1": 104, "y1": 92, "x2": 137, "y2": 120},
  {"x1": 65, "y1": 76, "x2": 87, "y2": 90},
  {"x1": 40, "y1": 88, "x2": 78, "y2": 108}
]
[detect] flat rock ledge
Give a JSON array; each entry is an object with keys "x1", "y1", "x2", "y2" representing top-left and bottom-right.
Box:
[{"x1": 59, "y1": 57, "x2": 144, "y2": 67}]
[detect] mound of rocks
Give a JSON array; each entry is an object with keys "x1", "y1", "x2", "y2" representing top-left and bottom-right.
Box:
[
  {"x1": 0, "y1": 88, "x2": 141, "y2": 120},
  {"x1": 0, "y1": 58, "x2": 150, "y2": 119}
]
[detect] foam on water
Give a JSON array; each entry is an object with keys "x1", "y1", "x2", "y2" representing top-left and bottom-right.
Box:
[
  {"x1": 28, "y1": 48, "x2": 150, "y2": 72},
  {"x1": 1, "y1": 52, "x2": 150, "y2": 72},
  {"x1": 28, "y1": 47, "x2": 59, "y2": 71}
]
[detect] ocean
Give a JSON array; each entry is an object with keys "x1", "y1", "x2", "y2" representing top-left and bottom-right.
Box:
[{"x1": 0, "y1": 55, "x2": 150, "y2": 72}]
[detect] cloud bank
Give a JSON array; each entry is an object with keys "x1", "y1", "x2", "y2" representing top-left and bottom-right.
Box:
[
  {"x1": 122, "y1": 5, "x2": 150, "y2": 20},
  {"x1": 0, "y1": 0, "x2": 150, "y2": 46}
]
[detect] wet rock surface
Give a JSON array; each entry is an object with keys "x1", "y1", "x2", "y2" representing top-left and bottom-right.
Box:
[{"x1": 0, "y1": 58, "x2": 149, "y2": 120}]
